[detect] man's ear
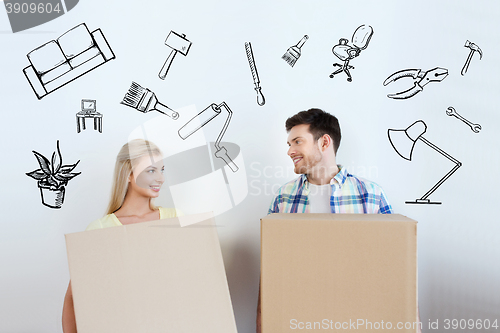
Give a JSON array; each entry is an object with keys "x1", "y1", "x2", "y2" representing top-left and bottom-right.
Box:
[{"x1": 320, "y1": 134, "x2": 333, "y2": 151}]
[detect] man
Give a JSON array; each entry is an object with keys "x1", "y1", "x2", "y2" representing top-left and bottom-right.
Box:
[
  {"x1": 269, "y1": 107, "x2": 392, "y2": 214},
  {"x1": 257, "y1": 108, "x2": 421, "y2": 333}
]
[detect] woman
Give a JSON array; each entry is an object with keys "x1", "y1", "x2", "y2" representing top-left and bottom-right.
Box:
[{"x1": 62, "y1": 139, "x2": 180, "y2": 333}]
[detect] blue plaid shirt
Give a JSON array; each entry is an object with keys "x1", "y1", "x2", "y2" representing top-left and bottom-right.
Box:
[{"x1": 269, "y1": 166, "x2": 393, "y2": 214}]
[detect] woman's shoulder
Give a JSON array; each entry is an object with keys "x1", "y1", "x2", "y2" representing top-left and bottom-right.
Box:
[
  {"x1": 85, "y1": 213, "x2": 120, "y2": 231},
  {"x1": 158, "y1": 207, "x2": 184, "y2": 218}
]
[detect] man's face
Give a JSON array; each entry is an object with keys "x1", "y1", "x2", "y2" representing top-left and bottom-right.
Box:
[{"x1": 287, "y1": 124, "x2": 323, "y2": 175}]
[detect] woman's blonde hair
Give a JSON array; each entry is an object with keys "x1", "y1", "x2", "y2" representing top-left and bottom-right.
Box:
[{"x1": 106, "y1": 139, "x2": 163, "y2": 215}]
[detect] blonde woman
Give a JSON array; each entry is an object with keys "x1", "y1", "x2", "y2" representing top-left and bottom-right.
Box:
[{"x1": 62, "y1": 139, "x2": 180, "y2": 333}]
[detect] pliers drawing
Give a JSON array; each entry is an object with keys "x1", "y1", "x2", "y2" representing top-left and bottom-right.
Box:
[{"x1": 383, "y1": 67, "x2": 449, "y2": 99}]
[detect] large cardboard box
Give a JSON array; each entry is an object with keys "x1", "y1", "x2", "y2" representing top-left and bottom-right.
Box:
[
  {"x1": 65, "y1": 212, "x2": 237, "y2": 333},
  {"x1": 261, "y1": 213, "x2": 417, "y2": 332}
]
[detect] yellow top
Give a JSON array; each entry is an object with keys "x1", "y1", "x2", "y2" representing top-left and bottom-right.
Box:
[{"x1": 85, "y1": 207, "x2": 182, "y2": 231}]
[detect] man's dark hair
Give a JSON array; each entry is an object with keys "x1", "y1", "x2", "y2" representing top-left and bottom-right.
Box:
[{"x1": 285, "y1": 108, "x2": 341, "y2": 154}]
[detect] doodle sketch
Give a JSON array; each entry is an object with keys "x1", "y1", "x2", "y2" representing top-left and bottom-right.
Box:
[
  {"x1": 77, "y1": 99, "x2": 102, "y2": 133},
  {"x1": 178, "y1": 102, "x2": 239, "y2": 172},
  {"x1": 244, "y1": 42, "x2": 265, "y2": 106},
  {"x1": 329, "y1": 24, "x2": 373, "y2": 82},
  {"x1": 383, "y1": 67, "x2": 449, "y2": 99},
  {"x1": 121, "y1": 82, "x2": 179, "y2": 120},
  {"x1": 388, "y1": 120, "x2": 462, "y2": 204},
  {"x1": 282, "y1": 35, "x2": 309, "y2": 67},
  {"x1": 158, "y1": 31, "x2": 192, "y2": 80},
  {"x1": 461, "y1": 40, "x2": 482, "y2": 76},
  {"x1": 26, "y1": 140, "x2": 81, "y2": 209},
  {"x1": 23, "y1": 23, "x2": 115, "y2": 100},
  {"x1": 446, "y1": 107, "x2": 481, "y2": 133}
]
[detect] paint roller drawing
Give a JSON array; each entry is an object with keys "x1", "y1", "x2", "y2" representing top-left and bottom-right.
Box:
[{"x1": 178, "y1": 102, "x2": 239, "y2": 172}]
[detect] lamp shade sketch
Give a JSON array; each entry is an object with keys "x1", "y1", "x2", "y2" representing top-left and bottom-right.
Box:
[
  {"x1": 23, "y1": 23, "x2": 115, "y2": 99},
  {"x1": 178, "y1": 102, "x2": 238, "y2": 172},
  {"x1": 120, "y1": 82, "x2": 179, "y2": 120},
  {"x1": 388, "y1": 120, "x2": 462, "y2": 204},
  {"x1": 158, "y1": 31, "x2": 192, "y2": 80},
  {"x1": 25, "y1": 140, "x2": 81, "y2": 209},
  {"x1": 77, "y1": 99, "x2": 102, "y2": 133}
]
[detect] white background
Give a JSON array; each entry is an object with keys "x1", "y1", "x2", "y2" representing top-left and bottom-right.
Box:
[{"x1": 1, "y1": 0, "x2": 499, "y2": 332}]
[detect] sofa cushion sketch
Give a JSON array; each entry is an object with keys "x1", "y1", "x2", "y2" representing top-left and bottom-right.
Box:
[{"x1": 23, "y1": 23, "x2": 115, "y2": 99}]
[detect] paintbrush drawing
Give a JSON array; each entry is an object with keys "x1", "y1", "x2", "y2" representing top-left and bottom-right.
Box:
[
  {"x1": 282, "y1": 35, "x2": 309, "y2": 67},
  {"x1": 120, "y1": 82, "x2": 179, "y2": 119},
  {"x1": 244, "y1": 42, "x2": 265, "y2": 106}
]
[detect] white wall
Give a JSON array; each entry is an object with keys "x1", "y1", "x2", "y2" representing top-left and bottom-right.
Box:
[{"x1": 1, "y1": 0, "x2": 499, "y2": 331}]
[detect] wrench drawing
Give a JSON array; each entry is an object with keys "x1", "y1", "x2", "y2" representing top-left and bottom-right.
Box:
[{"x1": 446, "y1": 107, "x2": 481, "y2": 133}]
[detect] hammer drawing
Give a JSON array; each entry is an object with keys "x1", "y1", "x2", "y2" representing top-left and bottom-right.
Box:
[
  {"x1": 159, "y1": 31, "x2": 192, "y2": 80},
  {"x1": 461, "y1": 40, "x2": 482, "y2": 76}
]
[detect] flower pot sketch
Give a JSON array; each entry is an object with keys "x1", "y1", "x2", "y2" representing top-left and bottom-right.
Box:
[
  {"x1": 39, "y1": 184, "x2": 66, "y2": 209},
  {"x1": 26, "y1": 140, "x2": 80, "y2": 209}
]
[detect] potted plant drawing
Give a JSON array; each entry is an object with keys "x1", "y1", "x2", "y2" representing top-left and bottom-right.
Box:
[{"x1": 26, "y1": 140, "x2": 81, "y2": 209}]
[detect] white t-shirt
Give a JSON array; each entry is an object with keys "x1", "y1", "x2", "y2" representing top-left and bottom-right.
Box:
[{"x1": 308, "y1": 183, "x2": 332, "y2": 213}]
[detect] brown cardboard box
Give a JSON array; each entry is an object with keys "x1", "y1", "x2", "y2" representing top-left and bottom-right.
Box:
[
  {"x1": 65, "y1": 212, "x2": 237, "y2": 333},
  {"x1": 261, "y1": 213, "x2": 417, "y2": 332}
]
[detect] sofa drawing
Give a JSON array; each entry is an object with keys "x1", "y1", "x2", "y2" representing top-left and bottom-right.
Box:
[{"x1": 23, "y1": 23, "x2": 115, "y2": 99}]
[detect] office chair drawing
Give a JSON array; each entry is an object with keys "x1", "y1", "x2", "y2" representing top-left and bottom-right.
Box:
[{"x1": 329, "y1": 25, "x2": 374, "y2": 82}]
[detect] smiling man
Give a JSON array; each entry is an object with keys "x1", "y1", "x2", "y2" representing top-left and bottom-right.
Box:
[
  {"x1": 257, "y1": 108, "x2": 397, "y2": 333},
  {"x1": 268, "y1": 108, "x2": 392, "y2": 214}
]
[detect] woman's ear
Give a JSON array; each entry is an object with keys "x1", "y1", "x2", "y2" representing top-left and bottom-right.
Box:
[{"x1": 127, "y1": 172, "x2": 133, "y2": 183}]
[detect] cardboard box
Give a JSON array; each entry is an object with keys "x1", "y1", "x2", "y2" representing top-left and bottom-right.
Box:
[
  {"x1": 261, "y1": 213, "x2": 417, "y2": 332},
  {"x1": 65, "y1": 212, "x2": 237, "y2": 333}
]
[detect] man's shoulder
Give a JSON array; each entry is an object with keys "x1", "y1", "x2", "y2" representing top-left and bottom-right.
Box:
[
  {"x1": 344, "y1": 172, "x2": 386, "y2": 194},
  {"x1": 343, "y1": 171, "x2": 393, "y2": 214}
]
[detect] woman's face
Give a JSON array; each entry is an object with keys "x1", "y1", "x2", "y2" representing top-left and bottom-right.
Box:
[{"x1": 128, "y1": 154, "x2": 165, "y2": 198}]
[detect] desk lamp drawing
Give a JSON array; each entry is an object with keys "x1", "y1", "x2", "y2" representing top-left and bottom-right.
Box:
[
  {"x1": 178, "y1": 102, "x2": 238, "y2": 172},
  {"x1": 388, "y1": 120, "x2": 462, "y2": 204},
  {"x1": 77, "y1": 99, "x2": 102, "y2": 133},
  {"x1": 329, "y1": 24, "x2": 373, "y2": 82}
]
